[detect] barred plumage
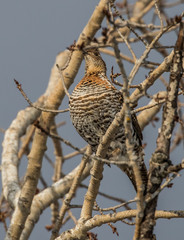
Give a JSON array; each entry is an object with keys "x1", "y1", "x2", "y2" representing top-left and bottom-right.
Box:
[{"x1": 69, "y1": 48, "x2": 147, "y2": 190}]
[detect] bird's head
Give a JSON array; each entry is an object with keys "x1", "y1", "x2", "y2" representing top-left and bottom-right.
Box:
[{"x1": 83, "y1": 48, "x2": 107, "y2": 76}]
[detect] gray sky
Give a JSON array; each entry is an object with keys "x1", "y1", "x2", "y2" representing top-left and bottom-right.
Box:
[{"x1": 0, "y1": 1, "x2": 184, "y2": 239}]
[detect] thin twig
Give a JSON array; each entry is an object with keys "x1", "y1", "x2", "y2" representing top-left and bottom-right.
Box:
[
  {"x1": 94, "y1": 198, "x2": 137, "y2": 212},
  {"x1": 109, "y1": 3, "x2": 137, "y2": 62},
  {"x1": 110, "y1": 2, "x2": 148, "y2": 47},
  {"x1": 132, "y1": 99, "x2": 165, "y2": 114},
  {"x1": 94, "y1": 201, "x2": 119, "y2": 236},
  {"x1": 146, "y1": 172, "x2": 181, "y2": 203},
  {"x1": 14, "y1": 79, "x2": 69, "y2": 113},
  {"x1": 56, "y1": 64, "x2": 70, "y2": 98},
  {"x1": 128, "y1": 23, "x2": 176, "y2": 85},
  {"x1": 34, "y1": 120, "x2": 130, "y2": 165},
  {"x1": 63, "y1": 147, "x2": 87, "y2": 160},
  {"x1": 154, "y1": 0, "x2": 164, "y2": 30},
  {"x1": 111, "y1": 26, "x2": 146, "y2": 239},
  {"x1": 80, "y1": 183, "x2": 132, "y2": 210}
]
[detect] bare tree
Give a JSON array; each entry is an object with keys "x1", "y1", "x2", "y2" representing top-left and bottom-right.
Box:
[{"x1": 1, "y1": 1, "x2": 184, "y2": 239}]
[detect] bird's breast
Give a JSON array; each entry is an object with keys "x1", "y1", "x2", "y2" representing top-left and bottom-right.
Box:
[{"x1": 69, "y1": 83, "x2": 123, "y2": 146}]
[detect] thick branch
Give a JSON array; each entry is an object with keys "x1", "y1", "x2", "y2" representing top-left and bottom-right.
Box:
[
  {"x1": 4, "y1": 1, "x2": 114, "y2": 239},
  {"x1": 140, "y1": 22, "x2": 184, "y2": 240},
  {"x1": 57, "y1": 209, "x2": 184, "y2": 240}
]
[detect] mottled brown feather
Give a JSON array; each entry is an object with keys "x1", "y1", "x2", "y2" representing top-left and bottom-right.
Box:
[{"x1": 69, "y1": 48, "x2": 147, "y2": 191}]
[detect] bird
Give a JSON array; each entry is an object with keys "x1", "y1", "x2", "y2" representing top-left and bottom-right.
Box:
[{"x1": 69, "y1": 48, "x2": 147, "y2": 191}]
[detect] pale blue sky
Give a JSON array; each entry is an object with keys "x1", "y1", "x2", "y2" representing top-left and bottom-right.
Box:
[{"x1": 0, "y1": 1, "x2": 184, "y2": 239}]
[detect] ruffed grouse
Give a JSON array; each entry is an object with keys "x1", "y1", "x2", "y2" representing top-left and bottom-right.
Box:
[{"x1": 69, "y1": 48, "x2": 147, "y2": 191}]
